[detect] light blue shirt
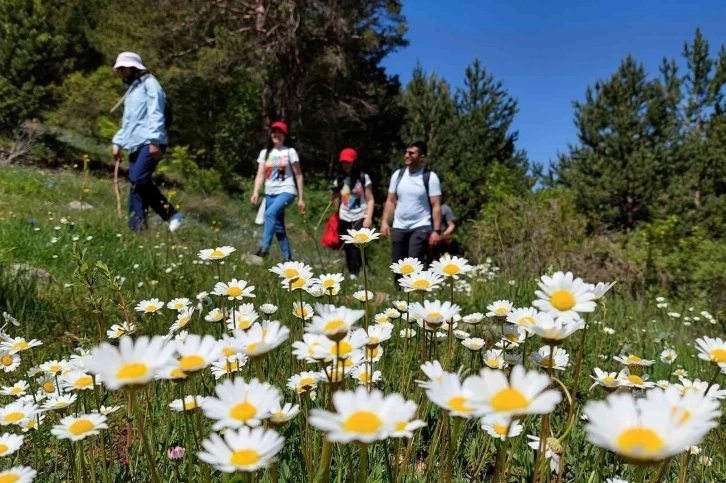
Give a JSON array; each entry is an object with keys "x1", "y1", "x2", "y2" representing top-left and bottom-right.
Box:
[{"x1": 112, "y1": 74, "x2": 167, "y2": 153}]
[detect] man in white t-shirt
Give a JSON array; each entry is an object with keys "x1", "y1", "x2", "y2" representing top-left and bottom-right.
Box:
[{"x1": 380, "y1": 141, "x2": 442, "y2": 276}]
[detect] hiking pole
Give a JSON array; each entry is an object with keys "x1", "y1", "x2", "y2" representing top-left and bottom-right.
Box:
[{"x1": 113, "y1": 157, "x2": 122, "y2": 218}]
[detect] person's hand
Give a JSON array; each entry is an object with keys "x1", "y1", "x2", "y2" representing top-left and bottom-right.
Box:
[
  {"x1": 250, "y1": 193, "x2": 259, "y2": 205},
  {"x1": 298, "y1": 199, "x2": 306, "y2": 214},
  {"x1": 363, "y1": 217, "x2": 373, "y2": 229},
  {"x1": 429, "y1": 231, "x2": 442, "y2": 246},
  {"x1": 149, "y1": 144, "x2": 163, "y2": 160},
  {"x1": 380, "y1": 223, "x2": 391, "y2": 237},
  {"x1": 112, "y1": 145, "x2": 122, "y2": 162}
]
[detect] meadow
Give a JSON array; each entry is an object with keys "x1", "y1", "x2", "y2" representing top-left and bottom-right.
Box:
[{"x1": 0, "y1": 165, "x2": 724, "y2": 483}]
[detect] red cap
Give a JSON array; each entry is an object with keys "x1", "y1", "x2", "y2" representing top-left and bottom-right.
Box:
[
  {"x1": 270, "y1": 121, "x2": 288, "y2": 135},
  {"x1": 339, "y1": 148, "x2": 358, "y2": 163}
]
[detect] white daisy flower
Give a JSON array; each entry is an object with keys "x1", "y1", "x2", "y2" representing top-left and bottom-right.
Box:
[
  {"x1": 0, "y1": 401, "x2": 38, "y2": 426},
  {"x1": 0, "y1": 381, "x2": 29, "y2": 397},
  {"x1": 468, "y1": 365, "x2": 562, "y2": 417},
  {"x1": 211, "y1": 356, "x2": 247, "y2": 380},
  {"x1": 0, "y1": 337, "x2": 42, "y2": 354},
  {"x1": 392, "y1": 300, "x2": 408, "y2": 312},
  {"x1": 533, "y1": 271, "x2": 596, "y2": 320},
  {"x1": 287, "y1": 372, "x2": 320, "y2": 394},
  {"x1": 462, "y1": 313, "x2": 485, "y2": 325},
  {"x1": 318, "y1": 273, "x2": 345, "y2": 291},
  {"x1": 42, "y1": 393, "x2": 78, "y2": 411},
  {"x1": 352, "y1": 290, "x2": 374, "y2": 303},
  {"x1": 0, "y1": 466, "x2": 36, "y2": 483},
  {"x1": 259, "y1": 304, "x2": 278, "y2": 316},
  {"x1": 198, "y1": 246, "x2": 236, "y2": 261},
  {"x1": 531, "y1": 346, "x2": 570, "y2": 371},
  {"x1": 88, "y1": 336, "x2": 175, "y2": 390},
  {"x1": 201, "y1": 377, "x2": 280, "y2": 430},
  {"x1": 309, "y1": 386, "x2": 401, "y2": 442},
  {"x1": 60, "y1": 371, "x2": 98, "y2": 392},
  {"x1": 506, "y1": 307, "x2": 539, "y2": 329},
  {"x1": 291, "y1": 334, "x2": 326, "y2": 362},
  {"x1": 589, "y1": 368, "x2": 620, "y2": 391},
  {"x1": 528, "y1": 312, "x2": 585, "y2": 344},
  {"x1": 486, "y1": 300, "x2": 513, "y2": 318},
  {"x1": 134, "y1": 298, "x2": 164, "y2": 314},
  {"x1": 269, "y1": 402, "x2": 300, "y2": 425},
  {"x1": 205, "y1": 308, "x2": 225, "y2": 323},
  {"x1": 583, "y1": 391, "x2": 718, "y2": 463},
  {"x1": 306, "y1": 284, "x2": 329, "y2": 298},
  {"x1": 385, "y1": 308, "x2": 401, "y2": 319},
  {"x1": 292, "y1": 302, "x2": 314, "y2": 320},
  {"x1": 349, "y1": 366, "x2": 382, "y2": 386},
  {"x1": 424, "y1": 371, "x2": 479, "y2": 418},
  {"x1": 674, "y1": 378, "x2": 726, "y2": 399},
  {"x1": 527, "y1": 435, "x2": 561, "y2": 473},
  {"x1": 175, "y1": 334, "x2": 222, "y2": 373},
  {"x1": 0, "y1": 353, "x2": 20, "y2": 373},
  {"x1": 167, "y1": 298, "x2": 191, "y2": 311},
  {"x1": 269, "y1": 261, "x2": 313, "y2": 281},
  {"x1": 39, "y1": 359, "x2": 70, "y2": 376},
  {"x1": 169, "y1": 307, "x2": 195, "y2": 333},
  {"x1": 235, "y1": 322, "x2": 289, "y2": 358},
  {"x1": 588, "y1": 281, "x2": 617, "y2": 301},
  {"x1": 430, "y1": 255, "x2": 473, "y2": 279},
  {"x1": 20, "y1": 413, "x2": 44, "y2": 432},
  {"x1": 340, "y1": 227, "x2": 380, "y2": 247},
  {"x1": 170, "y1": 395, "x2": 206, "y2": 412},
  {"x1": 504, "y1": 353, "x2": 523, "y2": 366},
  {"x1": 400, "y1": 328, "x2": 417, "y2": 339},
  {"x1": 482, "y1": 349, "x2": 507, "y2": 369},
  {"x1": 390, "y1": 258, "x2": 423, "y2": 276},
  {"x1": 481, "y1": 415, "x2": 523, "y2": 440},
  {"x1": 95, "y1": 405, "x2": 122, "y2": 416},
  {"x1": 199, "y1": 426, "x2": 284, "y2": 472},
  {"x1": 388, "y1": 396, "x2": 426, "y2": 438},
  {"x1": 612, "y1": 354, "x2": 656, "y2": 367},
  {"x1": 616, "y1": 368, "x2": 655, "y2": 389},
  {"x1": 107, "y1": 322, "x2": 136, "y2": 340},
  {"x1": 51, "y1": 413, "x2": 107, "y2": 441},
  {"x1": 660, "y1": 349, "x2": 677, "y2": 365},
  {"x1": 367, "y1": 325, "x2": 392, "y2": 346},
  {"x1": 306, "y1": 304, "x2": 365, "y2": 341},
  {"x1": 226, "y1": 304, "x2": 259, "y2": 331},
  {"x1": 694, "y1": 336, "x2": 726, "y2": 367},
  {"x1": 410, "y1": 300, "x2": 460, "y2": 328},
  {"x1": 398, "y1": 271, "x2": 444, "y2": 293},
  {"x1": 213, "y1": 279, "x2": 256, "y2": 300},
  {"x1": 0, "y1": 432, "x2": 23, "y2": 456},
  {"x1": 416, "y1": 360, "x2": 445, "y2": 389}
]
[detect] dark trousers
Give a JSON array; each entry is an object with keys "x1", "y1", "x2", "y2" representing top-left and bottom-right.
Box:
[
  {"x1": 338, "y1": 218, "x2": 368, "y2": 276},
  {"x1": 128, "y1": 145, "x2": 175, "y2": 232},
  {"x1": 392, "y1": 226, "x2": 432, "y2": 282}
]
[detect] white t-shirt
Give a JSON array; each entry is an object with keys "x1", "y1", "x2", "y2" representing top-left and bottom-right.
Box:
[
  {"x1": 257, "y1": 146, "x2": 299, "y2": 195},
  {"x1": 338, "y1": 173, "x2": 372, "y2": 222},
  {"x1": 388, "y1": 167, "x2": 442, "y2": 230}
]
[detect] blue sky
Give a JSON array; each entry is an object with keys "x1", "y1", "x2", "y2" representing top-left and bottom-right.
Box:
[{"x1": 383, "y1": 0, "x2": 726, "y2": 167}]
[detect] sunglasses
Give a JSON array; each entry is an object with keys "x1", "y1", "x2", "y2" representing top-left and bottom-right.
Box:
[{"x1": 405, "y1": 150, "x2": 417, "y2": 156}]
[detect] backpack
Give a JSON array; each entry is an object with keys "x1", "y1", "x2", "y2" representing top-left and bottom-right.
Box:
[
  {"x1": 394, "y1": 167, "x2": 432, "y2": 211},
  {"x1": 141, "y1": 75, "x2": 172, "y2": 130}
]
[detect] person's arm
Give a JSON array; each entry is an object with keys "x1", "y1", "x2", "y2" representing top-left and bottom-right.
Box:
[
  {"x1": 363, "y1": 185, "x2": 375, "y2": 228},
  {"x1": 112, "y1": 96, "x2": 129, "y2": 160},
  {"x1": 250, "y1": 160, "x2": 266, "y2": 205},
  {"x1": 144, "y1": 78, "x2": 167, "y2": 159},
  {"x1": 443, "y1": 220, "x2": 456, "y2": 237},
  {"x1": 292, "y1": 161, "x2": 305, "y2": 212},
  {"x1": 429, "y1": 195, "x2": 442, "y2": 245},
  {"x1": 331, "y1": 186, "x2": 341, "y2": 211},
  {"x1": 380, "y1": 192, "x2": 396, "y2": 237}
]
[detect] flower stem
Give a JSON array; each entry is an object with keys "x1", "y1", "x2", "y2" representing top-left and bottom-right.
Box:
[
  {"x1": 313, "y1": 438, "x2": 334, "y2": 483},
  {"x1": 361, "y1": 247, "x2": 370, "y2": 330},
  {"x1": 677, "y1": 452, "x2": 690, "y2": 483},
  {"x1": 491, "y1": 439, "x2": 508, "y2": 483},
  {"x1": 358, "y1": 443, "x2": 369, "y2": 483},
  {"x1": 130, "y1": 391, "x2": 161, "y2": 483},
  {"x1": 634, "y1": 465, "x2": 647, "y2": 483}
]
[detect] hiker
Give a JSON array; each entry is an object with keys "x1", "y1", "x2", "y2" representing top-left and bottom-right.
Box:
[
  {"x1": 111, "y1": 52, "x2": 182, "y2": 233},
  {"x1": 250, "y1": 121, "x2": 305, "y2": 261},
  {"x1": 380, "y1": 141, "x2": 443, "y2": 275},
  {"x1": 431, "y1": 198, "x2": 458, "y2": 260},
  {"x1": 331, "y1": 148, "x2": 374, "y2": 280}
]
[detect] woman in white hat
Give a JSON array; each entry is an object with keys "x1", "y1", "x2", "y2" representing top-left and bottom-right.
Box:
[{"x1": 111, "y1": 52, "x2": 183, "y2": 232}]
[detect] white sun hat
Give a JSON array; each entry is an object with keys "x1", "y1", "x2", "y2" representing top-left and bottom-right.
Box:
[{"x1": 113, "y1": 52, "x2": 147, "y2": 71}]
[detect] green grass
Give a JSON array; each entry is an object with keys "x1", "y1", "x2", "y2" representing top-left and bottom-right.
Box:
[{"x1": 0, "y1": 165, "x2": 724, "y2": 482}]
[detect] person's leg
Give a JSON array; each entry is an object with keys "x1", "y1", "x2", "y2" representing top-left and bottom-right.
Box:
[
  {"x1": 338, "y1": 219, "x2": 355, "y2": 276},
  {"x1": 259, "y1": 194, "x2": 281, "y2": 254},
  {"x1": 138, "y1": 146, "x2": 175, "y2": 222},
  {"x1": 128, "y1": 145, "x2": 175, "y2": 230},
  {"x1": 127, "y1": 149, "x2": 148, "y2": 232},
  {"x1": 391, "y1": 229, "x2": 411, "y2": 285},
  {"x1": 347, "y1": 219, "x2": 364, "y2": 276},
  {"x1": 273, "y1": 193, "x2": 295, "y2": 260},
  {"x1": 409, "y1": 226, "x2": 433, "y2": 268}
]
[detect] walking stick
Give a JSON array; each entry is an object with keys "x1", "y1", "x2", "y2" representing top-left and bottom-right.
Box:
[{"x1": 113, "y1": 157, "x2": 122, "y2": 218}]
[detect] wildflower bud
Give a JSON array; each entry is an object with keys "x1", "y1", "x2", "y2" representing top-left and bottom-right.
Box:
[
  {"x1": 167, "y1": 446, "x2": 185, "y2": 462},
  {"x1": 546, "y1": 437, "x2": 562, "y2": 454}
]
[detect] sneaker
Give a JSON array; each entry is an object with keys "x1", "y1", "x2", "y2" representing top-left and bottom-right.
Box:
[
  {"x1": 348, "y1": 274, "x2": 358, "y2": 281},
  {"x1": 168, "y1": 213, "x2": 183, "y2": 232},
  {"x1": 255, "y1": 248, "x2": 269, "y2": 258}
]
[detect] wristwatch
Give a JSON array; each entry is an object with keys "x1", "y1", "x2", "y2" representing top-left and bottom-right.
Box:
[{"x1": 434, "y1": 229, "x2": 442, "y2": 234}]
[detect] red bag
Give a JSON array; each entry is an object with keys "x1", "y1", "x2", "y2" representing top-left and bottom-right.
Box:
[{"x1": 321, "y1": 212, "x2": 343, "y2": 250}]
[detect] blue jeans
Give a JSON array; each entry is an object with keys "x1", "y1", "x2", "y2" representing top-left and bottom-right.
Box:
[
  {"x1": 261, "y1": 192, "x2": 295, "y2": 260},
  {"x1": 128, "y1": 145, "x2": 174, "y2": 232}
]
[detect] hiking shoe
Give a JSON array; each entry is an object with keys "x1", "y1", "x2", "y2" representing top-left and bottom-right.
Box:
[
  {"x1": 255, "y1": 248, "x2": 269, "y2": 258},
  {"x1": 169, "y1": 213, "x2": 183, "y2": 232}
]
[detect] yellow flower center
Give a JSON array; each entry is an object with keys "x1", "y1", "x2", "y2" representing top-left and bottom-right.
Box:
[
  {"x1": 709, "y1": 349, "x2": 726, "y2": 363},
  {"x1": 518, "y1": 317, "x2": 535, "y2": 326},
  {"x1": 665, "y1": 354, "x2": 673, "y2": 360},
  {"x1": 299, "y1": 377, "x2": 315, "y2": 388},
  {"x1": 292, "y1": 278, "x2": 306, "y2": 289},
  {"x1": 69, "y1": 419, "x2": 94, "y2": 436},
  {"x1": 495, "y1": 307, "x2": 509, "y2": 314},
  {"x1": 323, "y1": 319, "x2": 346, "y2": 332},
  {"x1": 43, "y1": 382, "x2": 55, "y2": 393},
  {"x1": 170, "y1": 368, "x2": 186, "y2": 378},
  {"x1": 116, "y1": 362, "x2": 149, "y2": 381},
  {"x1": 230, "y1": 449, "x2": 259, "y2": 466},
  {"x1": 628, "y1": 375, "x2": 644, "y2": 385},
  {"x1": 183, "y1": 400, "x2": 197, "y2": 410},
  {"x1": 493, "y1": 424, "x2": 508, "y2": 436},
  {"x1": 0, "y1": 444, "x2": 8, "y2": 454},
  {"x1": 442, "y1": 264, "x2": 460, "y2": 276},
  {"x1": 229, "y1": 402, "x2": 257, "y2": 422},
  {"x1": 336, "y1": 342, "x2": 353, "y2": 357},
  {"x1": 283, "y1": 268, "x2": 299, "y2": 278},
  {"x1": 616, "y1": 428, "x2": 664, "y2": 457},
  {"x1": 178, "y1": 316, "x2": 190, "y2": 327},
  {"x1": 174, "y1": 303, "x2": 184, "y2": 309},
  {"x1": 353, "y1": 233, "x2": 370, "y2": 243},
  {"x1": 0, "y1": 474, "x2": 20, "y2": 483},
  {"x1": 9, "y1": 388, "x2": 21, "y2": 395},
  {"x1": 115, "y1": 330, "x2": 124, "y2": 337},
  {"x1": 3, "y1": 412, "x2": 23, "y2": 422},
  {"x1": 223, "y1": 347, "x2": 236, "y2": 357},
  {"x1": 506, "y1": 334, "x2": 519, "y2": 342},
  {"x1": 427, "y1": 312, "x2": 442, "y2": 320},
  {"x1": 74, "y1": 376, "x2": 93, "y2": 387},
  {"x1": 227, "y1": 287, "x2": 243, "y2": 298},
  {"x1": 323, "y1": 279, "x2": 335, "y2": 287},
  {"x1": 210, "y1": 250, "x2": 225, "y2": 257},
  {"x1": 539, "y1": 357, "x2": 555, "y2": 368},
  {"x1": 400, "y1": 264, "x2": 415, "y2": 275},
  {"x1": 1, "y1": 356, "x2": 13, "y2": 367},
  {"x1": 11, "y1": 341, "x2": 28, "y2": 351},
  {"x1": 145, "y1": 305, "x2": 157, "y2": 312},
  {"x1": 395, "y1": 421, "x2": 407, "y2": 431},
  {"x1": 626, "y1": 356, "x2": 642, "y2": 363},
  {"x1": 179, "y1": 355, "x2": 205, "y2": 371},
  {"x1": 487, "y1": 359, "x2": 501, "y2": 368},
  {"x1": 246, "y1": 343, "x2": 259, "y2": 353},
  {"x1": 358, "y1": 372, "x2": 371, "y2": 383},
  {"x1": 412, "y1": 279, "x2": 431, "y2": 289},
  {"x1": 447, "y1": 396, "x2": 473, "y2": 413},
  {"x1": 491, "y1": 388, "x2": 529, "y2": 412},
  {"x1": 550, "y1": 290, "x2": 576, "y2": 311},
  {"x1": 602, "y1": 376, "x2": 616, "y2": 383},
  {"x1": 343, "y1": 411, "x2": 382, "y2": 434},
  {"x1": 367, "y1": 346, "x2": 380, "y2": 358}
]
